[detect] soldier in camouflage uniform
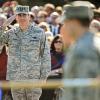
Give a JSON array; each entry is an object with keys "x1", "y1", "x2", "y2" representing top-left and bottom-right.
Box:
[
  {"x1": 61, "y1": 6, "x2": 100, "y2": 100},
  {"x1": 0, "y1": 5, "x2": 51, "y2": 100}
]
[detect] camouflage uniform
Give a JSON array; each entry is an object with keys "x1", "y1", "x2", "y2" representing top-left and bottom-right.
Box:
[
  {"x1": 0, "y1": 23, "x2": 51, "y2": 100},
  {"x1": 62, "y1": 32, "x2": 100, "y2": 100},
  {"x1": 0, "y1": 27, "x2": 5, "y2": 53}
]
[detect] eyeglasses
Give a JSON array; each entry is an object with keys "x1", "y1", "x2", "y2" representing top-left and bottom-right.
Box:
[
  {"x1": 55, "y1": 41, "x2": 62, "y2": 43},
  {"x1": 17, "y1": 13, "x2": 28, "y2": 17}
]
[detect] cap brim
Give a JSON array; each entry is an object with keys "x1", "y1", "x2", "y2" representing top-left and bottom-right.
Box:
[{"x1": 16, "y1": 12, "x2": 29, "y2": 14}]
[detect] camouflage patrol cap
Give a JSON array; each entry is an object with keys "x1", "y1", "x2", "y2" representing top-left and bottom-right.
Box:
[
  {"x1": 71, "y1": 1, "x2": 96, "y2": 9},
  {"x1": 15, "y1": 5, "x2": 29, "y2": 14},
  {"x1": 60, "y1": 6, "x2": 94, "y2": 23}
]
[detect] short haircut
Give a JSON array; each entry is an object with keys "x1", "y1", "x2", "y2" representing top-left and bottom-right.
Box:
[{"x1": 77, "y1": 18, "x2": 91, "y2": 27}]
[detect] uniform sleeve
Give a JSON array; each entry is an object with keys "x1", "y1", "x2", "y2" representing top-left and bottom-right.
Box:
[
  {"x1": 0, "y1": 29, "x2": 9, "y2": 46},
  {"x1": 40, "y1": 31, "x2": 51, "y2": 80},
  {"x1": 0, "y1": 15, "x2": 16, "y2": 46}
]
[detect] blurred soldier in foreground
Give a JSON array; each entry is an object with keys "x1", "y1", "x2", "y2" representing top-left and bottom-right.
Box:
[
  {"x1": 0, "y1": 5, "x2": 51, "y2": 100},
  {"x1": 61, "y1": 6, "x2": 100, "y2": 100}
]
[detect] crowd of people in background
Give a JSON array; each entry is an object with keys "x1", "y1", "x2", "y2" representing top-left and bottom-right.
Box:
[
  {"x1": 0, "y1": 0, "x2": 100, "y2": 100},
  {"x1": 0, "y1": 1, "x2": 100, "y2": 41}
]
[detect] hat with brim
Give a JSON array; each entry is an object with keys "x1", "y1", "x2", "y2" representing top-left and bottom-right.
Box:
[
  {"x1": 15, "y1": 5, "x2": 29, "y2": 14},
  {"x1": 59, "y1": 6, "x2": 94, "y2": 23},
  {"x1": 71, "y1": 1, "x2": 96, "y2": 9}
]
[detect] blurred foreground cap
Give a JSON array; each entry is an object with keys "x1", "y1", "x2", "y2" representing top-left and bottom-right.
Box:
[
  {"x1": 71, "y1": 1, "x2": 96, "y2": 9},
  {"x1": 63, "y1": 4, "x2": 71, "y2": 10},
  {"x1": 59, "y1": 6, "x2": 94, "y2": 23},
  {"x1": 15, "y1": 5, "x2": 29, "y2": 14}
]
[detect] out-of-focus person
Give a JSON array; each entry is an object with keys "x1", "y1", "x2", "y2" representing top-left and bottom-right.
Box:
[
  {"x1": 31, "y1": 6, "x2": 40, "y2": 15},
  {"x1": 50, "y1": 35, "x2": 64, "y2": 72},
  {"x1": 29, "y1": 12, "x2": 35, "y2": 23},
  {"x1": 93, "y1": 7, "x2": 100, "y2": 21},
  {"x1": 38, "y1": 22, "x2": 53, "y2": 46},
  {"x1": 40, "y1": 35, "x2": 64, "y2": 100},
  {"x1": 49, "y1": 12, "x2": 61, "y2": 36},
  {"x1": 31, "y1": 6, "x2": 40, "y2": 24},
  {"x1": 55, "y1": 6, "x2": 63, "y2": 15},
  {"x1": 90, "y1": 19, "x2": 100, "y2": 33},
  {"x1": 44, "y1": 3, "x2": 55, "y2": 17},
  {"x1": 37, "y1": 11, "x2": 47, "y2": 24},
  {"x1": 39, "y1": 6, "x2": 44, "y2": 11},
  {"x1": 0, "y1": 5, "x2": 51, "y2": 100},
  {"x1": 38, "y1": 22, "x2": 53, "y2": 37},
  {"x1": 60, "y1": 6, "x2": 100, "y2": 100},
  {"x1": 44, "y1": 3, "x2": 55, "y2": 23},
  {"x1": 47, "y1": 35, "x2": 54, "y2": 46}
]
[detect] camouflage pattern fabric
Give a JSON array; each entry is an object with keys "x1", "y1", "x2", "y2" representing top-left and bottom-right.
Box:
[
  {"x1": 62, "y1": 32, "x2": 100, "y2": 100},
  {"x1": 0, "y1": 23, "x2": 51, "y2": 100}
]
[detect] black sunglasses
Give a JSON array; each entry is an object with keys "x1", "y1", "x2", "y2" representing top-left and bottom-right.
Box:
[{"x1": 55, "y1": 41, "x2": 62, "y2": 43}]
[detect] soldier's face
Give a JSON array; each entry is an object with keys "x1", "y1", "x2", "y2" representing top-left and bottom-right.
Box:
[
  {"x1": 61, "y1": 19, "x2": 82, "y2": 46},
  {"x1": 16, "y1": 13, "x2": 30, "y2": 25},
  {"x1": 60, "y1": 21, "x2": 74, "y2": 48},
  {"x1": 62, "y1": 19, "x2": 81, "y2": 35}
]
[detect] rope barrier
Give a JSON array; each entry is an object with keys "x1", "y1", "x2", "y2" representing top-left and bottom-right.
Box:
[{"x1": 0, "y1": 79, "x2": 100, "y2": 89}]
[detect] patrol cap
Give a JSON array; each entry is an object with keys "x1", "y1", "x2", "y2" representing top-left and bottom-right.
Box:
[
  {"x1": 60, "y1": 6, "x2": 94, "y2": 23},
  {"x1": 15, "y1": 5, "x2": 29, "y2": 14},
  {"x1": 71, "y1": 1, "x2": 96, "y2": 9}
]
